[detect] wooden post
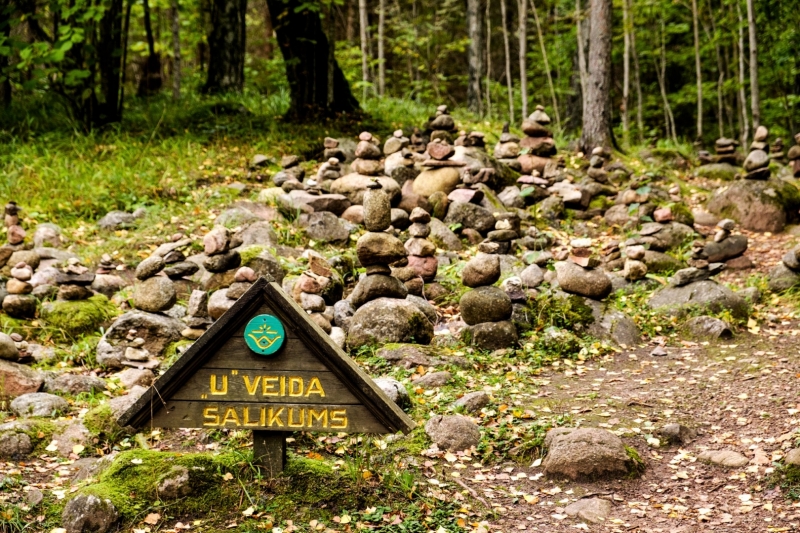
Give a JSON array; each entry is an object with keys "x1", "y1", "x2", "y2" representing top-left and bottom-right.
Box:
[{"x1": 253, "y1": 431, "x2": 287, "y2": 476}]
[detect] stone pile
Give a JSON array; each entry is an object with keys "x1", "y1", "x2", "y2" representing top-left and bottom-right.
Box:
[
  {"x1": 428, "y1": 105, "x2": 457, "y2": 143},
  {"x1": 207, "y1": 266, "x2": 257, "y2": 320},
  {"x1": 322, "y1": 137, "x2": 346, "y2": 162},
  {"x1": 714, "y1": 138, "x2": 737, "y2": 164},
  {"x1": 132, "y1": 254, "x2": 176, "y2": 314},
  {"x1": 690, "y1": 219, "x2": 748, "y2": 267},
  {"x1": 4, "y1": 261, "x2": 37, "y2": 318},
  {"x1": 291, "y1": 257, "x2": 337, "y2": 333},
  {"x1": 789, "y1": 133, "x2": 800, "y2": 178},
  {"x1": 668, "y1": 261, "x2": 724, "y2": 287},
  {"x1": 587, "y1": 146, "x2": 609, "y2": 183},
  {"x1": 405, "y1": 208, "x2": 438, "y2": 283},
  {"x1": 412, "y1": 138, "x2": 467, "y2": 202},
  {"x1": 518, "y1": 105, "x2": 557, "y2": 177},
  {"x1": 203, "y1": 226, "x2": 240, "y2": 275},
  {"x1": 53, "y1": 259, "x2": 95, "y2": 302},
  {"x1": 181, "y1": 289, "x2": 211, "y2": 340},
  {"x1": 351, "y1": 132, "x2": 384, "y2": 177},
  {"x1": 455, "y1": 131, "x2": 486, "y2": 149},
  {"x1": 459, "y1": 250, "x2": 517, "y2": 351},
  {"x1": 743, "y1": 126, "x2": 771, "y2": 180},
  {"x1": 312, "y1": 158, "x2": 342, "y2": 192},
  {"x1": 4, "y1": 201, "x2": 25, "y2": 249},
  {"x1": 409, "y1": 127, "x2": 427, "y2": 153},
  {"x1": 771, "y1": 138, "x2": 786, "y2": 163},
  {"x1": 272, "y1": 155, "x2": 305, "y2": 191},
  {"x1": 622, "y1": 244, "x2": 648, "y2": 281},
  {"x1": 554, "y1": 239, "x2": 612, "y2": 300},
  {"x1": 383, "y1": 130, "x2": 418, "y2": 186},
  {"x1": 493, "y1": 123, "x2": 521, "y2": 170}
]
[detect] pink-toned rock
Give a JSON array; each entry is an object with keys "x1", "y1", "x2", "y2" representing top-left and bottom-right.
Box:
[
  {"x1": 203, "y1": 226, "x2": 229, "y2": 255},
  {"x1": 341, "y1": 205, "x2": 365, "y2": 225},
  {"x1": 294, "y1": 273, "x2": 323, "y2": 295},
  {"x1": 234, "y1": 267, "x2": 257, "y2": 283},
  {"x1": 447, "y1": 188, "x2": 484, "y2": 204},
  {"x1": 725, "y1": 255, "x2": 753, "y2": 270},
  {"x1": 0, "y1": 360, "x2": 43, "y2": 398},
  {"x1": 427, "y1": 142, "x2": 455, "y2": 161},
  {"x1": 407, "y1": 255, "x2": 438, "y2": 282},
  {"x1": 653, "y1": 207, "x2": 674, "y2": 223},
  {"x1": 7, "y1": 225, "x2": 25, "y2": 245},
  {"x1": 518, "y1": 154, "x2": 551, "y2": 175}
]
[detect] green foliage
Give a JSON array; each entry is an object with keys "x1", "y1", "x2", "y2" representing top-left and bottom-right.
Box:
[{"x1": 40, "y1": 294, "x2": 118, "y2": 338}]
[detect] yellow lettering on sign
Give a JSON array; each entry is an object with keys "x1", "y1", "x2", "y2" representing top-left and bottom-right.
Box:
[
  {"x1": 268, "y1": 407, "x2": 285, "y2": 427},
  {"x1": 287, "y1": 408, "x2": 304, "y2": 428},
  {"x1": 280, "y1": 376, "x2": 286, "y2": 396},
  {"x1": 203, "y1": 406, "x2": 219, "y2": 426},
  {"x1": 243, "y1": 376, "x2": 261, "y2": 395},
  {"x1": 288, "y1": 377, "x2": 304, "y2": 397},
  {"x1": 330, "y1": 409, "x2": 348, "y2": 429},
  {"x1": 308, "y1": 408, "x2": 328, "y2": 428},
  {"x1": 222, "y1": 407, "x2": 240, "y2": 426},
  {"x1": 210, "y1": 375, "x2": 228, "y2": 395},
  {"x1": 305, "y1": 377, "x2": 325, "y2": 397},
  {"x1": 243, "y1": 407, "x2": 262, "y2": 427},
  {"x1": 262, "y1": 377, "x2": 279, "y2": 396}
]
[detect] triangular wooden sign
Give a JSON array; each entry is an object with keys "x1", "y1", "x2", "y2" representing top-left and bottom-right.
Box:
[{"x1": 118, "y1": 277, "x2": 415, "y2": 437}]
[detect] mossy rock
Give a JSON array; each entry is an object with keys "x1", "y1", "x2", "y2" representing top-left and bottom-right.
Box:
[
  {"x1": 83, "y1": 403, "x2": 123, "y2": 439},
  {"x1": 667, "y1": 202, "x2": 694, "y2": 226},
  {"x1": 695, "y1": 162, "x2": 739, "y2": 181},
  {"x1": 40, "y1": 294, "x2": 118, "y2": 338},
  {"x1": 707, "y1": 178, "x2": 800, "y2": 232},
  {"x1": 588, "y1": 195, "x2": 613, "y2": 211}
]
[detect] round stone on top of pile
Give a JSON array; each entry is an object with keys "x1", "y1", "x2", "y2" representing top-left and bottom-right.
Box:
[
  {"x1": 493, "y1": 122, "x2": 521, "y2": 169},
  {"x1": 273, "y1": 154, "x2": 306, "y2": 192},
  {"x1": 405, "y1": 207, "x2": 438, "y2": 282},
  {"x1": 554, "y1": 238, "x2": 612, "y2": 300},
  {"x1": 743, "y1": 125, "x2": 772, "y2": 180},
  {"x1": 428, "y1": 104, "x2": 457, "y2": 143}
]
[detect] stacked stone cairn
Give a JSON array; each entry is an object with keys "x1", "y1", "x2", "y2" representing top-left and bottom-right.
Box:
[
  {"x1": 554, "y1": 239, "x2": 612, "y2": 300},
  {"x1": 351, "y1": 132, "x2": 384, "y2": 177},
  {"x1": 383, "y1": 130, "x2": 418, "y2": 186},
  {"x1": 691, "y1": 218, "x2": 747, "y2": 266},
  {"x1": 54, "y1": 258, "x2": 95, "y2": 302},
  {"x1": 428, "y1": 105, "x2": 457, "y2": 143},
  {"x1": 312, "y1": 158, "x2": 342, "y2": 192},
  {"x1": 132, "y1": 253, "x2": 176, "y2": 314},
  {"x1": 291, "y1": 257, "x2": 337, "y2": 333},
  {"x1": 4, "y1": 261, "x2": 36, "y2": 318},
  {"x1": 322, "y1": 137, "x2": 346, "y2": 162},
  {"x1": 743, "y1": 126, "x2": 771, "y2": 180},
  {"x1": 272, "y1": 155, "x2": 305, "y2": 192},
  {"x1": 587, "y1": 146, "x2": 609, "y2": 183},
  {"x1": 405, "y1": 207, "x2": 438, "y2": 283},
  {"x1": 713, "y1": 138, "x2": 737, "y2": 164},
  {"x1": 622, "y1": 244, "x2": 648, "y2": 281},
  {"x1": 493, "y1": 123, "x2": 521, "y2": 170},
  {"x1": 518, "y1": 105, "x2": 557, "y2": 177},
  {"x1": 4, "y1": 201, "x2": 25, "y2": 249},
  {"x1": 789, "y1": 133, "x2": 800, "y2": 178},
  {"x1": 182, "y1": 289, "x2": 211, "y2": 340},
  {"x1": 207, "y1": 266, "x2": 258, "y2": 320},
  {"x1": 455, "y1": 131, "x2": 486, "y2": 149},
  {"x1": 203, "y1": 226, "x2": 240, "y2": 275},
  {"x1": 350, "y1": 182, "x2": 409, "y2": 309},
  {"x1": 409, "y1": 127, "x2": 427, "y2": 153},
  {"x1": 771, "y1": 138, "x2": 786, "y2": 164},
  {"x1": 459, "y1": 249, "x2": 517, "y2": 350}
]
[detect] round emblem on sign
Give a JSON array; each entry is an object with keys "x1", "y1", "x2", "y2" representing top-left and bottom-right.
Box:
[{"x1": 244, "y1": 314, "x2": 285, "y2": 356}]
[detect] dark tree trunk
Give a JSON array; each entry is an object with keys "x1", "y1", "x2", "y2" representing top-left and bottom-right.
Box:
[
  {"x1": 0, "y1": 0, "x2": 11, "y2": 107},
  {"x1": 580, "y1": 0, "x2": 612, "y2": 152},
  {"x1": 264, "y1": 2, "x2": 274, "y2": 58},
  {"x1": 96, "y1": 0, "x2": 125, "y2": 123},
  {"x1": 267, "y1": 0, "x2": 359, "y2": 119},
  {"x1": 467, "y1": 0, "x2": 482, "y2": 114},
  {"x1": 203, "y1": 0, "x2": 247, "y2": 93}
]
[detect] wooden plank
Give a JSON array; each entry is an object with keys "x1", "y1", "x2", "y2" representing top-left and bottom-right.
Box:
[
  {"x1": 253, "y1": 431, "x2": 287, "y2": 475},
  {"x1": 148, "y1": 400, "x2": 388, "y2": 433},
  {"x1": 202, "y1": 336, "x2": 327, "y2": 371},
  {"x1": 169, "y1": 369, "x2": 361, "y2": 404}
]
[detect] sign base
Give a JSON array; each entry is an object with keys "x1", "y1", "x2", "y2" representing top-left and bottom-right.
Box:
[{"x1": 253, "y1": 431, "x2": 288, "y2": 476}]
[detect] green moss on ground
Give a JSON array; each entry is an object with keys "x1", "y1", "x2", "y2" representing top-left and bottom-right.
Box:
[
  {"x1": 40, "y1": 294, "x2": 118, "y2": 338},
  {"x1": 238, "y1": 244, "x2": 266, "y2": 265},
  {"x1": 83, "y1": 403, "x2": 124, "y2": 439}
]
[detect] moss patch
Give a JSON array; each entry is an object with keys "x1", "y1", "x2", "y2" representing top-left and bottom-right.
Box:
[
  {"x1": 238, "y1": 244, "x2": 266, "y2": 265},
  {"x1": 625, "y1": 445, "x2": 646, "y2": 476},
  {"x1": 40, "y1": 294, "x2": 118, "y2": 338},
  {"x1": 83, "y1": 403, "x2": 124, "y2": 439}
]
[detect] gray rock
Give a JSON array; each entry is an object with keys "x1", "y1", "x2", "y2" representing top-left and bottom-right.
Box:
[
  {"x1": 240, "y1": 247, "x2": 286, "y2": 285},
  {"x1": 584, "y1": 299, "x2": 641, "y2": 347},
  {"x1": 347, "y1": 298, "x2": 434, "y2": 349},
  {"x1": 519, "y1": 264, "x2": 544, "y2": 288},
  {"x1": 702, "y1": 234, "x2": 748, "y2": 262},
  {"x1": 96, "y1": 311, "x2": 184, "y2": 368},
  {"x1": 350, "y1": 274, "x2": 408, "y2": 308},
  {"x1": 286, "y1": 191, "x2": 352, "y2": 216},
  {"x1": 406, "y1": 294, "x2": 437, "y2": 324},
  {"x1": 329, "y1": 326, "x2": 346, "y2": 348},
  {"x1": 0, "y1": 431, "x2": 33, "y2": 458},
  {"x1": 333, "y1": 299, "x2": 355, "y2": 331},
  {"x1": 208, "y1": 289, "x2": 235, "y2": 320},
  {"x1": 428, "y1": 218, "x2": 463, "y2": 251},
  {"x1": 356, "y1": 232, "x2": 407, "y2": 267},
  {"x1": 3, "y1": 294, "x2": 37, "y2": 318},
  {"x1": 697, "y1": 449, "x2": 749, "y2": 468},
  {"x1": 554, "y1": 261, "x2": 612, "y2": 300},
  {"x1": 135, "y1": 255, "x2": 165, "y2": 280},
  {"x1": 116, "y1": 368, "x2": 154, "y2": 389},
  {"x1": 157, "y1": 466, "x2": 192, "y2": 499},
  {"x1": 47, "y1": 374, "x2": 106, "y2": 395},
  {"x1": 11, "y1": 392, "x2": 69, "y2": 417},
  {"x1": 656, "y1": 423, "x2": 697, "y2": 445},
  {"x1": 235, "y1": 220, "x2": 279, "y2": 248},
  {"x1": 543, "y1": 428, "x2": 635, "y2": 480},
  {"x1": 374, "y1": 377, "x2": 410, "y2": 409},
  {"x1": 707, "y1": 178, "x2": 800, "y2": 233},
  {"x1": 0, "y1": 332, "x2": 19, "y2": 361},
  {"x1": 784, "y1": 448, "x2": 800, "y2": 466},
  {"x1": 564, "y1": 498, "x2": 612, "y2": 524},
  {"x1": 414, "y1": 371, "x2": 451, "y2": 388},
  {"x1": 109, "y1": 386, "x2": 147, "y2": 417},
  {"x1": 643, "y1": 250, "x2": 683, "y2": 273},
  {"x1": 53, "y1": 422, "x2": 91, "y2": 456},
  {"x1": 363, "y1": 188, "x2": 392, "y2": 231},
  {"x1": 215, "y1": 206, "x2": 261, "y2": 228},
  {"x1": 444, "y1": 201, "x2": 495, "y2": 234},
  {"x1": 298, "y1": 212, "x2": 351, "y2": 243},
  {"x1": 203, "y1": 250, "x2": 241, "y2": 273},
  {"x1": 90, "y1": 274, "x2": 127, "y2": 297},
  {"x1": 642, "y1": 222, "x2": 695, "y2": 251},
  {"x1": 97, "y1": 211, "x2": 135, "y2": 230},
  {"x1": 682, "y1": 315, "x2": 732, "y2": 340},
  {"x1": 648, "y1": 280, "x2": 748, "y2": 318},
  {"x1": 133, "y1": 276, "x2": 177, "y2": 313},
  {"x1": 425, "y1": 415, "x2": 480, "y2": 451},
  {"x1": 33, "y1": 223, "x2": 62, "y2": 248},
  {"x1": 461, "y1": 254, "x2": 501, "y2": 288},
  {"x1": 62, "y1": 494, "x2": 119, "y2": 533},
  {"x1": 768, "y1": 263, "x2": 800, "y2": 292},
  {"x1": 695, "y1": 162, "x2": 739, "y2": 181},
  {"x1": 453, "y1": 391, "x2": 491, "y2": 413},
  {"x1": 744, "y1": 149, "x2": 770, "y2": 171},
  {"x1": 462, "y1": 320, "x2": 518, "y2": 351},
  {"x1": 459, "y1": 286, "x2": 512, "y2": 325},
  {"x1": 670, "y1": 265, "x2": 722, "y2": 287}
]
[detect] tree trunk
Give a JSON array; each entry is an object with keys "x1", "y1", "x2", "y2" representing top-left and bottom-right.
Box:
[
  {"x1": 745, "y1": 0, "x2": 759, "y2": 129},
  {"x1": 691, "y1": 0, "x2": 702, "y2": 139},
  {"x1": 467, "y1": 0, "x2": 483, "y2": 114},
  {"x1": 267, "y1": 0, "x2": 359, "y2": 119},
  {"x1": 0, "y1": 0, "x2": 11, "y2": 107},
  {"x1": 203, "y1": 0, "x2": 246, "y2": 93},
  {"x1": 736, "y1": 0, "x2": 749, "y2": 145},
  {"x1": 138, "y1": 0, "x2": 163, "y2": 96},
  {"x1": 170, "y1": 0, "x2": 181, "y2": 99},
  {"x1": 580, "y1": 0, "x2": 612, "y2": 152},
  {"x1": 96, "y1": 0, "x2": 124, "y2": 123},
  {"x1": 655, "y1": 18, "x2": 677, "y2": 143},
  {"x1": 621, "y1": 0, "x2": 630, "y2": 145},
  {"x1": 500, "y1": 0, "x2": 514, "y2": 122},
  {"x1": 531, "y1": 0, "x2": 559, "y2": 130},
  {"x1": 629, "y1": 0, "x2": 643, "y2": 143},
  {"x1": 378, "y1": 0, "x2": 385, "y2": 96},
  {"x1": 485, "y1": 0, "x2": 492, "y2": 117},
  {"x1": 327, "y1": 2, "x2": 336, "y2": 106},
  {"x1": 264, "y1": 2, "x2": 274, "y2": 58},
  {"x1": 358, "y1": 0, "x2": 368, "y2": 100},
  {"x1": 517, "y1": 0, "x2": 528, "y2": 120},
  {"x1": 346, "y1": 0, "x2": 355, "y2": 43},
  {"x1": 708, "y1": 6, "x2": 724, "y2": 138},
  {"x1": 575, "y1": 0, "x2": 587, "y2": 102}
]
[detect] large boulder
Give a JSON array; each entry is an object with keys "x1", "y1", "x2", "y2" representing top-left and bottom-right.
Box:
[
  {"x1": 330, "y1": 174, "x2": 401, "y2": 204},
  {"x1": 443, "y1": 201, "x2": 495, "y2": 234},
  {"x1": 425, "y1": 415, "x2": 481, "y2": 451},
  {"x1": 459, "y1": 287, "x2": 512, "y2": 325},
  {"x1": 11, "y1": 392, "x2": 69, "y2": 417},
  {"x1": 428, "y1": 218, "x2": 463, "y2": 251},
  {"x1": 707, "y1": 178, "x2": 800, "y2": 232},
  {"x1": 648, "y1": 280, "x2": 748, "y2": 318},
  {"x1": 543, "y1": 428, "x2": 637, "y2": 480},
  {"x1": 461, "y1": 320, "x2": 518, "y2": 351},
  {"x1": 412, "y1": 167, "x2": 462, "y2": 198},
  {"x1": 695, "y1": 162, "x2": 739, "y2": 181},
  {"x1": 96, "y1": 311, "x2": 184, "y2": 368},
  {"x1": 0, "y1": 360, "x2": 44, "y2": 398},
  {"x1": 62, "y1": 494, "x2": 119, "y2": 533},
  {"x1": 768, "y1": 263, "x2": 800, "y2": 292},
  {"x1": 41, "y1": 295, "x2": 118, "y2": 337},
  {"x1": 297, "y1": 212, "x2": 351, "y2": 243},
  {"x1": 347, "y1": 298, "x2": 434, "y2": 349},
  {"x1": 554, "y1": 261, "x2": 612, "y2": 300}
]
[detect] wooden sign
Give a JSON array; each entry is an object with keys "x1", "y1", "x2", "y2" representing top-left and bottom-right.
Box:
[{"x1": 118, "y1": 277, "x2": 415, "y2": 474}]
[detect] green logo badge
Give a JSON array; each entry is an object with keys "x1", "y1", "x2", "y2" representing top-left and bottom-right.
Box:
[{"x1": 244, "y1": 314, "x2": 285, "y2": 356}]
